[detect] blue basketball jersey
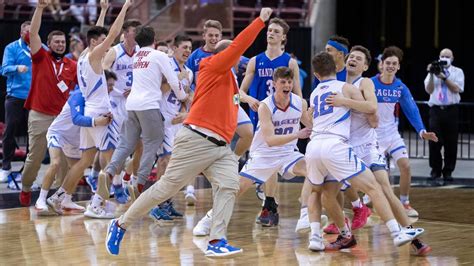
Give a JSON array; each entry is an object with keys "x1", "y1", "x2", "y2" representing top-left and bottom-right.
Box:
[
  {"x1": 185, "y1": 47, "x2": 213, "y2": 91},
  {"x1": 248, "y1": 52, "x2": 291, "y2": 127}
]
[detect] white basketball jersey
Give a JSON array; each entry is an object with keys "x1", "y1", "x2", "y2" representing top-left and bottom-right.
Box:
[
  {"x1": 310, "y1": 79, "x2": 351, "y2": 139},
  {"x1": 250, "y1": 93, "x2": 302, "y2": 157},
  {"x1": 111, "y1": 43, "x2": 139, "y2": 95},
  {"x1": 349, "y1": 77, "x2": 377, "y2": 146},
  {"x1": 77, "y1": 53, "x2": 110, "y2": 116},
  {"x1": 160, "y1": 57, "x2": 193, "y2": 122},
  {"x1": 109, "y1": 87, "x2": 127, "y2": 127}
]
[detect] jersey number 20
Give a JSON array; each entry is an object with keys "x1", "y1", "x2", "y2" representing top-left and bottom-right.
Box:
[{"x1": 313, "y1": 92, "x2": 334, "y2": 118}]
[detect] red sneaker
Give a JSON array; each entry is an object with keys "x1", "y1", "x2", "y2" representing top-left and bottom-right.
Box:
[
  {"x1": 351, "y1": 204, "x2": 372, "y2": 230},
  {"x1": 325, "y1": 234, "x2": 357, "y2": 251},
  {"x1": 19, "y1": 191, "x2": 31, "y2": 207},
  {"x1": 324, "y1": 217, "x2": 350, "y2": 234},
  {"x1": 411, "y1": 239, "x2": 432, "y2": 256}
]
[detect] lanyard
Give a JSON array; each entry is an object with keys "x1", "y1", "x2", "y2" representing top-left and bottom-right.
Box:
[
  {"x1": 52, "y1": 61, "x2": 64, "y2": 81},
  {"x1": 18, "y1": 39, "x2": 31, "y2": 58}
]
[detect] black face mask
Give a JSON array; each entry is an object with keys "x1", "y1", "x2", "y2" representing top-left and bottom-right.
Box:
[{"x1": 51, "y1": 51, "x2": 64, "y2": 60}]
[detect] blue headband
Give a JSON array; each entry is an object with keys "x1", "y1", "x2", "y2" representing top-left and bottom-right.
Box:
[{"x1": 327, "y1": 40, "x2": 348, "y2": 55}]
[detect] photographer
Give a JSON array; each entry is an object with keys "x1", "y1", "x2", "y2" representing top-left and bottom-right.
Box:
[{"x1": 424, "y1": 48, "x2": 465, "y2": 182}]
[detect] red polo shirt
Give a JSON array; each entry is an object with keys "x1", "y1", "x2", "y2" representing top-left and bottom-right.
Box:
[{"x1": 24, "y1": 47, "x2": 77, "y2": 115}]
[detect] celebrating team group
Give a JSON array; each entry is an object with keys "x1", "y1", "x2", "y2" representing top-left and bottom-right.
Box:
[{"x1": 20, "y1": 0, "x2": 439, "y2": 258}]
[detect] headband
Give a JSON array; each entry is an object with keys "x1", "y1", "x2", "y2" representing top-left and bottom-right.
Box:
[{"x1": 327, "y1": 40, "x2": 348, "y2": 55}]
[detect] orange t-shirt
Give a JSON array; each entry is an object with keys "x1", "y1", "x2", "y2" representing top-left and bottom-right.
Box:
[{"x1": 184, "y1": 18, "x2": 265, "y2": 143}]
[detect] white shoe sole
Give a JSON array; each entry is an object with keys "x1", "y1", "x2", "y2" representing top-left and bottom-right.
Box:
[{"x1": 205, "y1": 249, "x2": 243, "y2": 257}]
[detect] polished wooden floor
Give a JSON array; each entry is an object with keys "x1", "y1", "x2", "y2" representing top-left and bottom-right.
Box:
[{"x1": 0, "y1": 183, "x2": 473, "y2": 265}]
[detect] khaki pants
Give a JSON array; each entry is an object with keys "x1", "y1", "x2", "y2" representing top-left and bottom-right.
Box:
[
  {"x1": 119, "y1": 127, "x2": 239, "y2": 240},
  {"x1": 21, "y1": 110, "x2": 67, "y2": 191}
]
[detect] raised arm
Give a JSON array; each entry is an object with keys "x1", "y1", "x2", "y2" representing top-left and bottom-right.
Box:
[
  {"x1": 102, "y1": 48, "x2": 116, "y2": 70},
  {"x1": 96, "y1": 0, "x2": 109, "y2": 27},
  {"x1": 239, "y1": 57, "x2": 260, "y2": 111},
  {"x1": 289, "y1": 58, "x2": 302, "y2": 97},
  {"x1": 29, "y1": 0, "x2": 49, "y2": 55}
]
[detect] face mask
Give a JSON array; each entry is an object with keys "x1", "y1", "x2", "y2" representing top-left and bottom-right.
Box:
[
  {"x1": 50, "y1": 50, "x2": 65, "y2": 60},
  {"x1": 439, "y1": 57, "x2": 452, "y2": 68},
  {"x1": 23, "y1": 31, "x2": 30, "y2": 45}
]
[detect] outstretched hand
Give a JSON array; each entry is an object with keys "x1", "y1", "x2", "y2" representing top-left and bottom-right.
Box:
[
  {"x1": 100, "y1": 0, "x2": 109, "y2": 10},
  {"x1": 37, "y1": 0, "x2": 50, "y2": 8},
  {"x1": 259, "y1": 8, "x2": 273, "y2": 22}
]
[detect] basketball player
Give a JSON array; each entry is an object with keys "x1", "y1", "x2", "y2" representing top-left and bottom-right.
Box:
[
  {"x1": 372, "y1": 46, "x2": 438, "y2": 217},
  {"x1": 306, "y1": 51, "x2": 424, "y2": 251}
]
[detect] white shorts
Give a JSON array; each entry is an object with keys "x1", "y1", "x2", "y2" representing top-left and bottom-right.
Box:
[
  {"x1": 47, "y1": 134, "x2": 81, "y2": 159},
  {"x1": 158, "y1": 123, "x2": 182, "y2": 157},
  {"x1": 377, "y1": 133, "x2": 408, "y2": 162},
  {"x1": 306, "y1": 137, "x2": 366, "y2": 188},
  {"x1": 80, "y1": 119, "x2": 120, "y2": 151},
  {"x1": 240, "y1": 151, "x2": 304, "y2": 184},
  {"x1": 237, "y1": 106, "x2": 252, "y2": 126},
  {"x1": 352, "y1": 141, "x2": 387, "y2": 171}
]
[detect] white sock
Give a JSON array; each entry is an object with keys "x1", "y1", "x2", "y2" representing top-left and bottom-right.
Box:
[
  {"x1": 186, "y1": 185, "x2": 195, "y2": 194},
  {"x1": 339, "y1": 223, "x2": 352, "y2": 238},
  {"x1": 39, "y1": 189, "x2": 49, "y2": 202},
  {"x1": 351, "y1": 199, "x2": 362, "y2": 208},
  {"x1": 54, "y1": 187, "x2": 66, "y2": 200},
  {"x1": 400, "y1": 195, "x2": 409, "y2": 204},
  {"x1": 310, "y1": 222, "x2": 321, "y2": 236},
  {"x1": 386, "y1": 219, "x2": 401, "y2": 235},
  {"x1": 91, "y1": 194, "x2": 103, "y2": 208},
  {"x1": 112, "y1": 175, "x2": 122, "y2": 186},
  {"x1": 299, "y1": 206, "x2": 308, "y2": 218},
  {"x1": 91, "y1": 169, "x2": 100, "y2": 178}
]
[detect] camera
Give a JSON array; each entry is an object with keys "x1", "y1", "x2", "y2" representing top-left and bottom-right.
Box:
[{"x1": 428, "y1": 60, "x2": 447, "y2": 75}]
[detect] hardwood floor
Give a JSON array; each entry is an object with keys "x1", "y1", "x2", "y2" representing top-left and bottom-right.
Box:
[{"x1": 0, "y1": 183, "x2": 473, "y2": 265}]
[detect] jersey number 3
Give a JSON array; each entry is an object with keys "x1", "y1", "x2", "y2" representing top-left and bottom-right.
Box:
[
  {"x1": 126, "y1": 72, "x2": 133, "y2": 87},
  {"x1": 313, "y1": 92, "x2": 334, "y2": 118}
]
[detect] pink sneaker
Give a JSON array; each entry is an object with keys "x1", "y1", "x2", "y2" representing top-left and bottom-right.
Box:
[
  {"x1": 351, "y1": 204, "x2": 372, "y2": 230},
  {"x1": 324, "y1": 217, "x2": 349, "y2": 234}
]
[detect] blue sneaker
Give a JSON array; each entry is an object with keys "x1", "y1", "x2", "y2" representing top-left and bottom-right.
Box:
[
  {"x1": 86, "y1": 175, "x2": 98, "y2": 193},
  {"x1": 163, "y1": 201, "x2": 183, "y2": 218},
  {"x1": 205, "y1": 238, "x2": 243, "y2": 257},
  {"x1": 114, "y1": 185, "x2": 129, "y2": 204},
  {"x1": 106, "y1": 219, "x2": 126, "y2": 256},
  {"x1": 149, "y1": 206, "x2": 173, "y2": 222}
]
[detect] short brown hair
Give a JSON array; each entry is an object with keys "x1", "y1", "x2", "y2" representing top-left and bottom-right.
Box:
[
  {"x1": 312, "y1": 51, "x2": 336, "y2": 77},
  {"x1": 350, "y1": 45, "x2": 372, "y2": 65},
  {"x1": 21, "y1": 21, "x2": 31, "y2": 30},
  {"x1": 203, "y1": 20, "x2": 222, "y2": 33},
  {"x1": 122, "y1": 19, "x2": 141, "y2": 31},
  {"x1": 269, "y1": 18, "x2": 290, "y2": 35},
  {"x1": 47, "y1": 30, "x2": 66, "y2": 44},
  {"x1": 382, "y1": 45, "x2": 403, "y2": 63},
  {"x1": 273, "y1": 66, "x2": 293, "y2": 81}
]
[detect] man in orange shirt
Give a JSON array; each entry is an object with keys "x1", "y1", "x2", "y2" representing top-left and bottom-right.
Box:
[{"x1": 106, "y1": 8, "x2": 273, "y2": 257}]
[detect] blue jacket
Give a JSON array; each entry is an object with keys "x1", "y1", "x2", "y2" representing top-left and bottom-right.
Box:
[
  {"x1": 68, "y1": 86, "x2": 93, "y2": 127},
  {"x1": 1, "y1": 38, "x2": 32, "y2": 99}
]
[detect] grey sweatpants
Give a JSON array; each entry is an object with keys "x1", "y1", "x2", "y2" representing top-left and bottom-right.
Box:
[
  {"x1": 105, "y1": 109, "x2": 164, "y2": 185},
  {"x1": 118, "y1": 126, "x2": 240, "y2": 240}
]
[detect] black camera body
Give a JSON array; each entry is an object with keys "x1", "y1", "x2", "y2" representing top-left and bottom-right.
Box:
[{"x1": 429, "y1": 59, "x2": 448, "y2": 75}]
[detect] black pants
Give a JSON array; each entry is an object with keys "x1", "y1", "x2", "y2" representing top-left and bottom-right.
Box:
[
  {"x1": 2, "y1": 96, "x2": 29, "y2": 170},
  {"x1": 429, "y1": 105, "x2": 459, "y2": 176}
]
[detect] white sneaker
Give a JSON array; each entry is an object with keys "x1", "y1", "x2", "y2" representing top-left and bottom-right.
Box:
[
  {"x1": 62, "y1": 201, "x2": 86, "y2": 212},
  {"x1": 84, "y1": 204, "x2": 115, "y2": 219},
  {"x1": 308, "y1": 234, "x2": 325, "y2": 251},
  {"x1": 403, "y1": 203, "x2": 419, "y2": 217},
  {"x1": 35, "y1": 200, "x2": 50, "y2": 216},
  {"x1": 47, "y1": 196, "x2": 64, "y2": 215},
  {"x1": 185, "y1": 192, "x2": 197, "y2": 206},
  {"x1": 0, "y1": 169, "x2": 11, "y2": 183},
  {"x1": 392, "y1": 227, "x2": 424, "y2": 247},
  {"x1": 296, "y1": 214, "x2": 328, "y2": 234},
  {"x1": 193, "y1": 214, "x2": 212, "y2": 236}
]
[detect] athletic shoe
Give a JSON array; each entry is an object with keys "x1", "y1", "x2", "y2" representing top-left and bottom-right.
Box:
[
  {"x1": 323, "y1": 217, "x2": 349, "y2": 234},
  {"x1": 403, "y1": 203, "x2": 419, "y2": 217},
  {"x1": 35, "y1": 200, "x2": 50, "y2": 215},
  {"x1": 411, "y1": 238, "x2": 432, "y2": 256},
  {"x1": 84, "y1": 203, "x2": 115, "y2": 219},
  {"x1": 258, "y1": 208, "x2": 279, "y2": 227},
  {"x1": 205, "y1": 238, "x2": 243, "y2": 257},
  {"x1": 351, "y1": 204, "x2": 372, "y2": 230},
  {"x1": 106, "y1": 219, "x2": 126, "y2": 256},
  {"x1": 308, "y1": 234, "x2": 325, "y2": 251},
  {"x1": 85, "y1": 175, "x2": 98, "y2": 193},
  {"x1": 296, "y1": 213, "x2": 329, "y2": 234},
  {"x1": 163, "y1": 201, "x2": 183, "y2": 218},
  {"x1": 193, "y1": 213, "x2": 212, "y2": 236},
  {"x1": 149, "y1": 206, "x2": 173, "y2": 222},
  {"x1": 392, "y1": 227, "x2": 424, "y2": 247},
  {"x1": 113, "y1": 185, "x2": 129, "y2": 204},
  {"x1": 185, "y1": 192, "x2": 197, "y2": 206},
  {"x1": 325, "y1": 234, "x2": 357, "y2": 251},
  {"x1": 47, "y1": 196, "x2": 64, "y2": 215},
  {"x1": 19, "y1": 191, "x2": 31, "y2": 207},
  {"x1": 61, "y1": 201, "x2": 86, "y2": 212},
  {"x1": 255, "y1": 183, "x2": 265, "y2": 201},
  {"x1": 0, "y1": 169, "x2": 11, "y2": 183}
]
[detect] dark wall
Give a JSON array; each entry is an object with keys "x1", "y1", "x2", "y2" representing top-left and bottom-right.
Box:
[
  {"x1": 0, "y1": 20, "x2": 80, "y2": 122},
  {"x1": 335, "y1": 0, "x2": 473, "y2": 102}
]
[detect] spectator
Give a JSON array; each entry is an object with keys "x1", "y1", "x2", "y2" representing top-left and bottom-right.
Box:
[
  {"x1": 0, "y1": 21, "x2": 32, "y2": 183},
  {"x1": 19, "y1": 0, "x2": 78, "y2": 206},
  {"x1": 64, "y1": 39, "x2": 85, "y2": 61},
  {"x1": 156, "y1": 41, "x2": 169, "y2": 54},
  {"x1": 424, "y1": 48, "x2": 465, "y2": 182},
  {"x1": 69, "y1": 0, "x2": 98, "y2": 25}
]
